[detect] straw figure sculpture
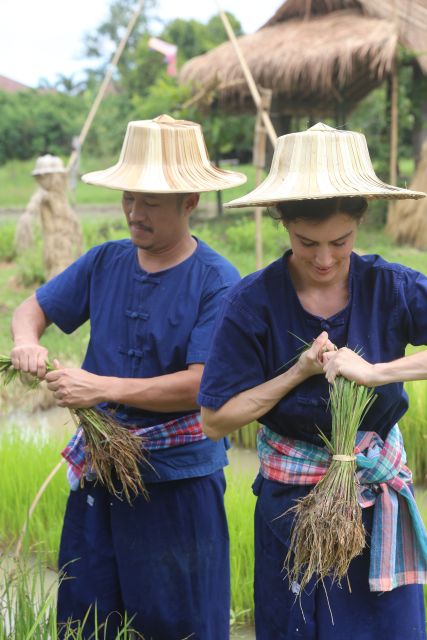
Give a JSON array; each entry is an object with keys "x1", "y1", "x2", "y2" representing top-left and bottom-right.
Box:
[
  {"x1": 386, "y1": 140, "x2": 427, "y2": 249},
  {"x1": 32, "y1": 155, "x2": 83, "y2": 281},
  {"x1": 14, "y1": 189, "x2": 43, "y2": 255}
]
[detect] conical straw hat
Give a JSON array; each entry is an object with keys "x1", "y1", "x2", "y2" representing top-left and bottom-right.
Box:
[
  {"x1": 82, "y1": 114, "x2": 247, "y2": 193},
  {"x1": 225, "y1": 123, "x2": 426, "y2": 208}
]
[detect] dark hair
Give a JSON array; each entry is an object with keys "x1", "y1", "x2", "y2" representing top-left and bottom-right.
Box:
[{"x1": 271, "y1": 197, "x2": 368, "y2": 224}]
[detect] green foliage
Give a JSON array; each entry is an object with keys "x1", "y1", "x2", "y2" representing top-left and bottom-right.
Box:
[
  {"x1": 0, "y1": 91, "x2": 83, "y2": 164},
  {"x1": 162, "y1": 13, "x2": 243, "y2": 62},
  {"x1": 0, "y1": 221, "x2": 16, "y2": 262},
  {"x1": 130, "y1": 73, "x2": 194, "y2": 119}
]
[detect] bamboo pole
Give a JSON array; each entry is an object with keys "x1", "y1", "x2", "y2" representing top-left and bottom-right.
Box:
[
  {"x1": 387, "y1": 0, "x2": 399, "y2": 221},
  {"x1": 390, "y1": 56, "x2": 398, "y2": 187},
  {"x1": 67, "y1": 0, "x2": 145, "y2": 172},
  {"x1": 213, "y1": 1, "x2": 277, "y2": 147},
  {"x1": 253, "y1": 88, "x2": 272, "y2": 270}
]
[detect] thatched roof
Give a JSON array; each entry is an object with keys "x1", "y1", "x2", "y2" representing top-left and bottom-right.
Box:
[
  {"x1": 360, "y1": 0, "x2": 427, "y2": 74},
  {"x1": 266, "y1": 1, "x2": 427, "y2": 73},
  {"x1": 180, "y1": 0, "x2": 426, "y2": 117}
]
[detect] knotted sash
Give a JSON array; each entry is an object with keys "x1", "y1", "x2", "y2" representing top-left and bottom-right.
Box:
[
  {"x1": 62, "y1": 412, "x2": 205, "y2": 490},
  {"x1": 257, "y1": 424, "x2": 427, "y2": 591}
]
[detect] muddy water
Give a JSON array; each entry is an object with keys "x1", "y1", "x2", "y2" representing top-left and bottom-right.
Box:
[
  {"x1": 231, "y1": 625, "x2": 256, "y2": 639},
  {"x1": 0, "y1": 405, "x2": 73, "y2": 439}
]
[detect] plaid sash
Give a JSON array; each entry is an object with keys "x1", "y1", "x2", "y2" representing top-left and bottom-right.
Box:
[
  {"x1": 258, "y1": 424, "x2": 427, "y2": 592},
  {"x1": 61, "y1": 412, "x2": 205, "y2": 490}
]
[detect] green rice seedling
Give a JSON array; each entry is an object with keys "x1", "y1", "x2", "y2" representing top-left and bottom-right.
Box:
[
  {"x1": 285, "y1": 376, "x2": 376, "y2": 592},
  {"x1": 225, "y1": 463, "x2": 256, "y2": 624},
  {"x1": 0, "y1": 553, "x2": 144, "y2": 639},
  {"x1": 0, "y1": 355, "x2": 151, "y2": 504},
  {"x1": 0, "y1": 429, "x2": 67, "y2": 563}
]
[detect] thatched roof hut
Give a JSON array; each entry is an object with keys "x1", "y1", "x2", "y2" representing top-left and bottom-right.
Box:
[{"x1": 180, "y1": 0, "x2": 427, "y2": 118}]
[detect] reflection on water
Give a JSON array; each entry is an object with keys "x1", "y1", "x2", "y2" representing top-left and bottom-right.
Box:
[
  {"x1": 231, "y1": 625, "x2": 256, "y2": 639},
  {"x1": 228, "y1": 445, "x2": 259, "y2": 477},
  {"x1": 0, "y1": 406, "x2": 74, "y2": 440}
]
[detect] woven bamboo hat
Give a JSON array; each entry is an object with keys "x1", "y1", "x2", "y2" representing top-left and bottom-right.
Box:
[
  {"x1": 82, "y1": 114, "x2": 247, "y2": 193},
  {"x1": 225, "y1": 123, "x2": 426, "y2": 208}
]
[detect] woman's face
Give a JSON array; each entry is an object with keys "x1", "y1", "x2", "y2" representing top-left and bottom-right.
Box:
[{"x1": 284, "y1": 212, "x2": 358, "y2": 285}]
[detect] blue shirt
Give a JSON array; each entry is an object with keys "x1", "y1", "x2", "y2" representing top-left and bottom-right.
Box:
[
  {"x1": 198, "y1": 250, "x2": 427, "y2": 444},
  {"x1": 36, "y1": 237, "x2": 240, "y2": 481}
]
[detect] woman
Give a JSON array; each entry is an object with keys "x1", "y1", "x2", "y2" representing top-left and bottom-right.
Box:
[{"x1": 198, "y1": 123, "x2": 427, "y2": 639}]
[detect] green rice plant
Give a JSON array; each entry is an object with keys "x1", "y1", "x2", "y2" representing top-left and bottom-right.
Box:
[
  {"x1": 0, "y1": 428, "x2": 257, "y2": 625},
  {"x1": 229, "y1": 422, "x2": 259, "y2": 449},
  {"x1": 0, "y1": 430, "x2": 68, "y2": 563},
  {"x1": 400, "y1": 380, "x2": 427, "y2": 484},
  {"x1": 0, "y1": 221, "x2": 16, "y2": 262},
  {"x1": 0, "y1": 553, "x2": 144, "y2": 639},
  {"x1": 1, "y1": 356, "x2": 151, "y2": 504},
  {"x1": 225, "y1": 464, "x2": 256, "y2": 624},
  {"x1": 286, "y1": 377, "x2": 377, "y2": 592}
]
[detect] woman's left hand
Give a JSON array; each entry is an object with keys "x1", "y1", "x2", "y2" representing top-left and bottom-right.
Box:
[
  {"x1": 322, "y1": 347, "x2": 376, "y2": 386},
  {"x1": 45, "y1": 360, "x2": 107, "y2": 408}
]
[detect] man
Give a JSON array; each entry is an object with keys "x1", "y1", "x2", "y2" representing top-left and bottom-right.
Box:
[{"x1": 10, "y1": 115, "x2": 246, "y2": 639}]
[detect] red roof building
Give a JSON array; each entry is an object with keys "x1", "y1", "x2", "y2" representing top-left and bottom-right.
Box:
[{"x1": 0, "y1": 75, "x2": 30, "y2": 92}]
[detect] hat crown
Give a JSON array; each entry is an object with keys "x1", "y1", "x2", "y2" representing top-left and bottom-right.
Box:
[
  {"x1": 82, "y1": 114, "x2": 246, "y2": 193},
  {"x1": 306, "y1": 122, "x2": 336, "y2": 133},
  {"x1": 225, "y1": 122, "x2": 426, "y2": 207},
  {"x1": 32, "y1": 154, "x2": 66, "y2": 175}
]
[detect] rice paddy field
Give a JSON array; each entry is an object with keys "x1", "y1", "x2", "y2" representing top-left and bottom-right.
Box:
[{"x1": 1, "y1": 190, "x2": 427, "y2": 637}]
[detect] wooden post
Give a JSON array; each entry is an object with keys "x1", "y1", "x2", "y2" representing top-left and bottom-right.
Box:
[
  {"x1": 390, "y1": 56, "x2": 398, "y2": 187},
  {"x1": 67, "y1": 0, "x2": 145, "y2": 174},
  {"x1": 388, "y1": 54, "x2": 399, "y2": 223},
  {"x1": 253, "y1": 88, "x2": 272, "y2": 270}
]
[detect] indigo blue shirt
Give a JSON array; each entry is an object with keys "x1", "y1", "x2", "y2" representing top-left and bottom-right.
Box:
[
  {"x1": 36, "y1": 237, "x2": 240, "y2": 482},
  {"x1": 198, "y1": 250, "x2": 427, "y2": 444}
]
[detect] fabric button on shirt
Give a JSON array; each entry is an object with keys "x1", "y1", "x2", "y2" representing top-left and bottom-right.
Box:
[
  {"x1": 36, "y1": 237, "x2": 240, "y2": 482},
  {"x1": 199, "y1": 250, "x2": 427, "y2": 445}
]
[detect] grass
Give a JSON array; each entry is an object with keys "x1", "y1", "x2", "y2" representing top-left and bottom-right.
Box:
[
  {"x1": 0, "y1": 428, "x2": 426, "y2": 634},
  {"x1": 0, "y1": 428, "x2": 256, "y2": 633},
  {"x1": 0, "y1": 156, "x2": 260, "y2": 209}
]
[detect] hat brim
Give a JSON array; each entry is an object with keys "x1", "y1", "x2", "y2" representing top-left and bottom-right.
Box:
[
  {"x1": 224, "y1": 185, "x2": 426, "y2": 208},
  {"x1": 32, "y1": 169, "x2": 67, "y2": 175},
  {"x1": 82, "y1": 164, "x2": 247, "y2": 193}
]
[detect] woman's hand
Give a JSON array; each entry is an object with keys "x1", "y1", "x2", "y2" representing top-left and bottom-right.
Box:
[
  {"x1": 322, "y1": 347, "x2": 376, "y2": 386},
  {"x1": 295, "y1": 331, "x2": 336, "y2": 380},
  {"x1": 10, "y1": 344, "x2": 49, "y2": 379},
  {"x1": 45, "y1": 360, "x2": 107, "y2": 408}
]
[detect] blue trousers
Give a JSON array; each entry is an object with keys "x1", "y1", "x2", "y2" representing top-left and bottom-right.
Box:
[
  {"x1": 57, "y1": 470, "x2": 230, "y2": 640},
  {"x1": 253, "y1": 475, "x2": 426, "y2": 640}
]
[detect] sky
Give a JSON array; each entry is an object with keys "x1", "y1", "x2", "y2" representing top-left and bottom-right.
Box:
[{"x1": 0, "y1": 0, "x2": 282, "y2": 88}]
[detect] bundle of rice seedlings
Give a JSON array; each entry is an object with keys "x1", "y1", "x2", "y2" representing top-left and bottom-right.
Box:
[
  {"x1": 0, "y1": 355, "x2": 150, "y2": 503},
  {"x1": 285, "y1": 375, "x2": 377, "y2": 592}
]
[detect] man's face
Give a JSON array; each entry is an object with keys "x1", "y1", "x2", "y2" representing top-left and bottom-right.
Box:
[{"x1": 121, "y1": 192, "x2": 198, "y2": 252}]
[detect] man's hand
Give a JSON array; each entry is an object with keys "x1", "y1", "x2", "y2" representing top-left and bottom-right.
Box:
[
  {"x1": 45, "y1": 360, "x2": 107, "y2": 408},
  {"x1": 10, "y1": 344, "x2": 49, "y2": 379}
]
